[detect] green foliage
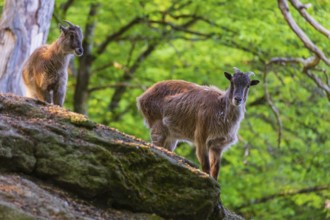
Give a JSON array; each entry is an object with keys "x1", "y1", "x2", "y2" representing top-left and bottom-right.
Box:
[
  {"x1": 0, "y1": 0, "x2": 3, "y2": 13},
  {"x1": 3, "y1": 0, "x2": 329, "y2": 218}
]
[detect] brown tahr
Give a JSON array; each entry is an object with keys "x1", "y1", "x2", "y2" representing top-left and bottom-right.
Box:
[
  {"x1": 22, "y1": 21, "x2": 83, "y2": 106},
  {"x1": 137, "y1": 68, "x2": 259, "y2": 179}
]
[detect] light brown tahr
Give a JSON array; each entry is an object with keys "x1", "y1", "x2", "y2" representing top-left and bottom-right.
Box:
[
  {"x1": 22, "y1": 21, "x2": 83, "y2": 106},
  {"x1": 137, "y1": 68, "x2": 259, "y2": 179}
]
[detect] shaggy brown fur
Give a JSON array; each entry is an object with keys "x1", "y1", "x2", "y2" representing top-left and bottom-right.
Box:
[
  {"x1": 22, "y1": 21, "x2": 83, "y2": 106},
  {"x1": 137, "y1": 69, "x2": 259, "y2": 179}
]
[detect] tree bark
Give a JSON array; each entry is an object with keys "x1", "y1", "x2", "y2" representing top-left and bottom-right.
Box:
[{"x1": 0, "y1": 0, "x2": 54, "y2": 95}]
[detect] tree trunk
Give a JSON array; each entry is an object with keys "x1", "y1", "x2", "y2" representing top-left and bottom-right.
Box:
[
  {"x1": 73, "y1": 3, "x2": 99, "y2": 115},
  {"x1": 0, "y1": 0, "x2": 54, "y2": 95},
  {"x1": 0, "y1": 93, "x2": 243, "y2": 220}
]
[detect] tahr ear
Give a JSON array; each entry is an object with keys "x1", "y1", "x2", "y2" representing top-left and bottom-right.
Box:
[
  {"x1": 59, "y1": 24, "x2": 68, "y2": 33},
  {"x1": 250, "y1": 80, "x2": 260, "y2": 86},
  {"x1": 224, "y1": 72, "x2": 232, "y2": 81}
]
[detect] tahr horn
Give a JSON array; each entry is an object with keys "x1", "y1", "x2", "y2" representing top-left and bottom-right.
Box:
[
  {"x1": 233, "y1": 67, "x2": 241, "y2": 74},
  {"x1": 246, "y1": 71, "x2": 255, "y2": 77},
  {"x1": 64, "y1": 20, "x2": 75, "y2": 28}
]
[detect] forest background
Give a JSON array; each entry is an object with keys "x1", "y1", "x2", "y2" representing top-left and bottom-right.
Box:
[{"x1": 0, "y1": 0, "x2": 329, "y2": 219}]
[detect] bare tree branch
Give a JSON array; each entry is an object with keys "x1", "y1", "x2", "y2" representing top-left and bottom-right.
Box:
[
  {"x1": 269, "y1": 56, "x2": 320, "y2": 69},
  {"x1": 126, "y1": 41, "x2": 136, "y2": 67},
  {"x1": 92, "y1": 62, "x2": 116, "y2": 73},
  {"x1": 269, "y1": 57, "x2": 305, "y2": 65},
  {"x1": 278, "y1": 0, "x2": 330, "y2": 102},
  {"x1": 169, "y1": 36, "x2": 213, "y2": 41},
  {"x1": 249, "y1": 96, "x2": 267, "y2": 107},
  {"x1": 52, "y1": 12, "x2": 61, "y2": 24},
  {"x1": 263, "y1": 68, "x2": 283, "y2": 148},
  {"x1": 268, "y1": 56, "x2": 330, "y2": 100},
  {"x1": 112, "y1": 33, "x2": 214, "y2": 42},
  {"x1": 60, "y1": 0, "x2": 75, "y2": 16},
  {"x1": 167, "y1": 13, "x2": 237, "y2": 34},
  {"x1": 278, "y1": 0, "x2": 330, "y2": 65},
  {"x1": 164, "y1": 1, "x2": 193, "y2": 13},
  {"x1": 305, "y1": 69, "x2": 330, "y2": 100},
  {"x1": 88, "y1": 83, "x2": 144, "y2": 93},
  {"x1": 289, "y1": 0, "x2": 330, "y2": 38},
  {"x1": 95, "y1": 17, "x2": 145, "y2": 56},
  {"x1": 108, "y1": 43, "x2": 157, "y2": 113},
  {"x1": 236, "y1": 185, "x2": 330, "y2": 210},
  {"x1": 148, "y1": 20, "x2": 215, "y2": 37}
]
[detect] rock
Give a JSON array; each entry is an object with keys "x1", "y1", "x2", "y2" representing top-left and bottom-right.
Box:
[
  {"x1": 0, "y1": 94, "x2": 242, "y2": 219},
  {"x1": 0, "y1": 174, "x2": 163, "y2": 219},
  {"x1": 0, "y1": 202, "x2": 35, "y2": 220}
]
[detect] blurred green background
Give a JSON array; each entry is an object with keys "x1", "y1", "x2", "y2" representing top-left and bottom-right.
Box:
[{"x1": 1, "y1": 0, "x2": 330, "y2": 219}]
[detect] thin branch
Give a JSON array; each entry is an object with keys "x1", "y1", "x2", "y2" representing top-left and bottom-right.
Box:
[
  {"x1": 126, "y1": 41, "x2": 136, "y2": 67},
  {"x1": 110, "y1": 102, "x2": 137, "y2": 122},
  {"x1": 269, "y1": 57, "x2": 305, "y2": 65},
  {"x1": 60, "y1": 0, "x2": 75, "y2": 16},
  {"x1": 289, "y1": 0, "x2": 330, "y2": 38},
  {"x1": 108, "y1": 43, "x2": 157, "y2": 112},
  {"x1": 107, "y1": 36, "x2": 158, "y2": 42},
  {"x1": 305, "y1": 69, "x2": 330, "y2": 100},
  {"x1": 92, "y1": 62, "x2": 115, "y2": 73},
  {"x1": 170, "y1": 35, "x2": 213, "y2": 41},
  {"x1": 278, "y1": 0, "x2": 330, "y2": 65},
  {"x1": 88, "y1": 83, "x2": 143, "y2": 93},
  {"x1": 248, "y1": 95, "x2": 267, "y2": 107},
  {"x1": 222, "y1": 38, "x2": 265, "y2": 60},
  {"x1": 128, "y1": 44, "x2": 157, "y2": 78},
  {"x1": 166, "y1": 1, "x2": 192, "y2": 13},
  {"x1": 167, "y1": 13, "x2": 237, "y2": 34},
  {"x1": 148, "y1": 20, "x2": 215, "y2": 37},
  {"x1": 52, "y1": 13, "x2": 61, "y2": 24},
  {"x1": 263, "y1": 68, "x2": 282, "y2": 148},
  {"x1": 236, "y1": 185, "x2": 330, "y2": 210},
  {"x1": 95, "y1": 17, "x2": 144, "y2": 56},
  {"x1": 323, "y1": 70, "x2": 330, "y2": 86},
  {"x1": 313, "y1": 68, "x2": 330, "y2": 86},
  {"x1": 268, "y1": 56, "x2": 330, "y2": 100},
  {"x1": 114, "y1": 35, "x2": 212, "y2": 42},
  {"x1": 269, "y1": 56, "x2": 320, "y2": 69}
]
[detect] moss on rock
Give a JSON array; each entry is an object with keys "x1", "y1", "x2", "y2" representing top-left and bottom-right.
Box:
[{"x1": 0, "y1": 202, "x2": 35, "y2": 220}]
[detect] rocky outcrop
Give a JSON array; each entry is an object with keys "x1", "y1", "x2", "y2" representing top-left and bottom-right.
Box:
[{"x1": 0, "y1": 94, "x2": 242, "y2": 219}]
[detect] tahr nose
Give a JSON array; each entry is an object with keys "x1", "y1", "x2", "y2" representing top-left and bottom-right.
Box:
[
  {"x1": 234, "y1": 97, "x2": 242, "y2": 102},
  {"x1": 75, "y1": 48, "x2": 84, "y2": 56}
]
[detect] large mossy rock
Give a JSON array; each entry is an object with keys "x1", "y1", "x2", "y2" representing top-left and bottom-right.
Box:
[{"x1": 0, "y1": 94, "x2": 241, "y2": 220}]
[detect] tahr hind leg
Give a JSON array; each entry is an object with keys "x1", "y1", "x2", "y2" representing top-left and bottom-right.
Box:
[{"x1": 150, "y1": 120, "x2": 177, "y2": 151}]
